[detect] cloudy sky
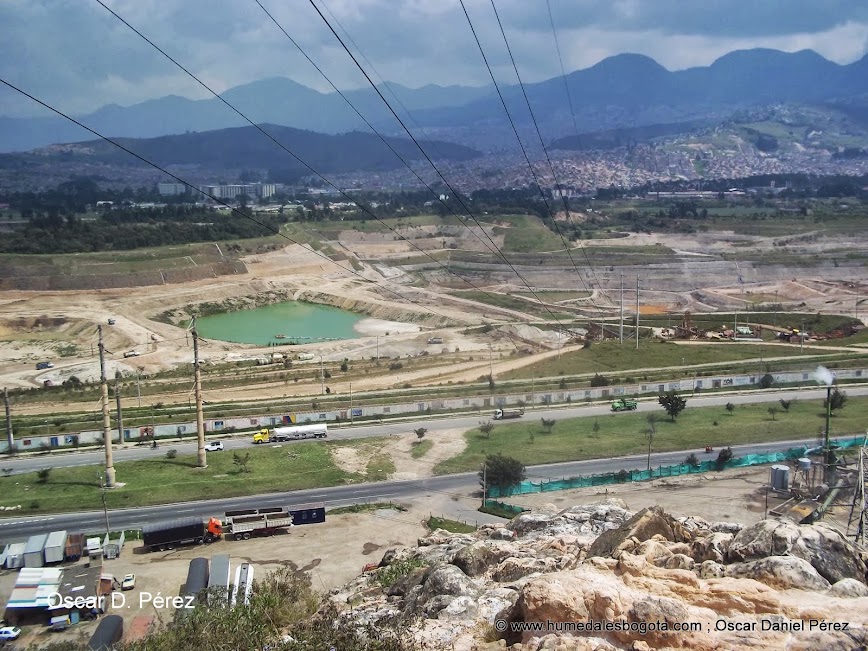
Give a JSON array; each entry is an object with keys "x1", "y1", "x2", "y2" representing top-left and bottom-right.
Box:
[{"x1": 2, "y1": 0, "x2": 867, "y2": 117}]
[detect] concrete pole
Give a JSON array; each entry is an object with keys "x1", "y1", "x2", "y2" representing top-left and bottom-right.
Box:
[
  {"x1": 635, "y1": 275, "x2": 640, "y2": 350},
  {"x1": 824, "y1": 385, "x2": 833, "y2": 484},
  {"x1": 619, "y1": 273, "x2": 624, "y2": 345},
  {"x1": 193, "y1": 326, "x2": 206, "y2": 468},
  {"x1": 320, "y1": 355, "x2": 325, "y2": 395},
  {"x1": 98, "y1": 326, "x2": 116, "y2": 487},
  {"x1": 114, "y1": 378, "x2": 123, "y2": 445},
  {"x1": 4, "y1": 387, "x2": 12, "y2": 453}
]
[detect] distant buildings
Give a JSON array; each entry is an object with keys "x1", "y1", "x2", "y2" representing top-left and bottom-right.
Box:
[{"x1": 157, "y1": 181, "x2": 278, "y2": 200}]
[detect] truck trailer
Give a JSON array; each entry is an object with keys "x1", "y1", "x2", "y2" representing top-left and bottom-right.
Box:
[
  {"x1": 493, "y1": 408, "x2": 524, "y2": 420},
  {"x1": 207, "y1": 553, "x2": 231, "y2": 604},
  {"x1": 222, "y1": 508, "x2": 293, "y2": 540},
  {"x1": 182, "y1": 557, "x2": 210, "y2": 600},
  {"x1": 253, "y1": 423, "x2": 328, "y2": 443},
  {"x1": 287, "y1": 502, "x2": 326, "y2": 526},
  {"x1": 142, "y1": 517, "x2": 223, "y2": 552}
]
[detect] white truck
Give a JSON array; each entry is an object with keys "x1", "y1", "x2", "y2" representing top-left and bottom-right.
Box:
[{"x1": 493, "y1": 408, "x2": 525, "y2": 420}]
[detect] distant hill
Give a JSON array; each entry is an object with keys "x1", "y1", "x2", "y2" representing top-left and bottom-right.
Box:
[
  {"x1": 13, "y1": 124, "x2": 480, "y2": 181},
  {"x1": 3, "y1": 48, "x2": 868, "y2": 153}
]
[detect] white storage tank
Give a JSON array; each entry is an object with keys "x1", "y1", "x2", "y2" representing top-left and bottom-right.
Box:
[
  {"x1": 798, "y1": 457, "x2": 812, "y2": 472},
  {"x1": 770, "y1": 465, "x2": 790, "y2": 491}
]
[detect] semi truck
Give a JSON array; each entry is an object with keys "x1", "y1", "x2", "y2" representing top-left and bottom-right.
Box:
[
  {"x1": 222, "y1": 508, "x2": 294, "y2": 540},
  {"x1": 611, "y1": 398, "x2": 638, "y2": 412},
  {"x1": 493, "y1": 408, "x2": 524, "y2": 420},
  {"x1": 142, "y1": 517, "x2": 223, "y2": 552},
  {"x1": 252, "y1": 423, "x2": 328, "y2": 443}
]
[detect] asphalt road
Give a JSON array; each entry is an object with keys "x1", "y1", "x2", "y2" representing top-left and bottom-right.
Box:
[
  {"x1": 0, "y1": 385, "x2": 861, "y2": 542},
  {"x1": 5, "y1": 385, "x2": 864, "y2": 476}
]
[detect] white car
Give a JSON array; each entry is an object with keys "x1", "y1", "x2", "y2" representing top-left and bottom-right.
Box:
[
  {"x1": 204, "y1": 441, "x2": 224, "y2": 452},
  {"x1": 123, "y1": 351, "x2": 140, "y2": 358},
  {"x1": 122, "y1": 574, "x2": 136, "y2": 590},
  {"x1": 0, "y1": 626, "x2": 21, "y2": 640}
]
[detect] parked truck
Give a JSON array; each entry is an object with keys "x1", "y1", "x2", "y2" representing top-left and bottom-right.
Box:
[
  {"x1": 252, "y1": 423, "x2": 328, "y2": 443},
  {"x1": 611, "y1": 398, "x2": 638, "y2": 412},
  {"x1": 493, "y1": 408, "x2": 524, "y2": 420},
  {"x1": 142, "y1": 517, "x2": 223, "y2": 552},
  {"x1": 222, "y1": 508, "x2": 294, "y2": 540}
]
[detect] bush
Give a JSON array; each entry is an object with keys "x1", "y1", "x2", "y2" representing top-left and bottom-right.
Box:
[
  {"x1": 615, "y1": 469, "x2": 629, "y2": 483},
  {"x1": 389, "y1": 362, "x2": 403, "y2": 371},
  {"x1": 715, "y1": 447, "x2": 734, "y2": 471},
  {"x1": 684, "y1": 453, "x2": 700, "y2": 467},
  {"x1": 166, "y1": 449, "x2": 178, "y2": 459},
  {"x1": 590, "y1": 373, "x2": 609, "y2": 387},
  {"x1": 36, "y1": 468, "x2": 51, "y2": 484}
]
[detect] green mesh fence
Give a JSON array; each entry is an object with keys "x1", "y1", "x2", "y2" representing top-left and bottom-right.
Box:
[
  {"x1": 483, "y1": 500, "x2": 527, "y2": 515},
  {"x1": 487, "y1": 435, "x2": 867, "y2": 498}
]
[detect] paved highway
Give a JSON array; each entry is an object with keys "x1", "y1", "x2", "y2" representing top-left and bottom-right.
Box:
[
  {"x1": 0, "y1": 434, "x2": 840, "y2": 542},
  {"x1": 5, "y1": 386, "x2": 865, "y2": 476}
]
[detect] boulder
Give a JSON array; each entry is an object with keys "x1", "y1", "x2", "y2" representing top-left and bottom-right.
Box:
[
  {"x1": 385, "y1": 566, "x2": 427, "y2": 597},
  {"x1": 664, "y1": 554, "x2": 695, "y2": 571},
  {"x1": 725, "y1": 556, "x2": 830, "y2": 591},
  {"x1": 418, "y1": 564, "x2": 478, "y2": 604},
  {"x1": 452, "y1": 541, "x2": 516, "y2": 577},
  {"x1": 507, "y1": 511, "x2": 555, "y2": 535},
  {"x1": 493, "y1": 557, "x2": 557, "y2": 582},
  {"x1": 588, "y1": 507, "x2": 690, "y2": 559},
  {"x1": 698, "y1": 560, "x2": 725, "y2": 579},
  {"x1": 728, "y1": 519, "x2": 866, "y2": 584},
  {"x1": 691, "y1": 532, "x2": 734, "y2": 564},
  {"x1": 827, "y1": 578, "x2": 868, "y2": 598}
]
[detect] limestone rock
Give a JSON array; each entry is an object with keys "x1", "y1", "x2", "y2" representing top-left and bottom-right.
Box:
[
  {"x1": 453, "y1": 541, "x2": 516, "y2": 577},
  {"x1": 827, "y1": 578, "x2": 868, "y2": 598},
  {"x1": 419, "y1": 564, "x2": 478, "y2": 603},
  {"x1": 698, "y1": 560, "x2": 725, "y2": 579},
  {"x1": 493, "y1": 557, "x2": 557, "y2": 582},
  {"x1": 664, "y1": 554, "x2": 695, "y2": 571},
  {"x1": 728, "y1": 519, "x2": 866, "y2": 584},
  {"x1": 691, "y1": 532, "x2": 734, "y2": 564},
  {"x1": 725, "y1": 555, "x2": 831, "y2": 591},
  {"x1": 588, "y1": 507, "x2": 690, "y2": 559},
  {"x1": 386, "y1": 566, "x2": 426, "y2": 597}
]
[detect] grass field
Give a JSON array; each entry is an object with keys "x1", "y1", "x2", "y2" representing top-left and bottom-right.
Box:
[
  {"x1": 0, "y1": 439, "x2": 390, "y2": 515},
  {"x1": 433, "y1": 395, "x2": 868, "y2": 475},
  {"x1": 500, "y1": 340, "x2": 848, "y2": 379},
  {"x1": 491, "y1": 214, "x2": 569, "y2": 253},
  {"x1": 411, "y1": 440, "x2": 433, "y2": 459},
  {"x1": 513, "y1": 291, "x2": 591, "y2": 302}
]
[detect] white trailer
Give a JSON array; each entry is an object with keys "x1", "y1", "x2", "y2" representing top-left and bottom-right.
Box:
[
  {"x1": 208, "y1": 553, "x2": 231, "y2": 604},
  {"x1": 44, "y1": 530, "x2": 68, "y2": 564},
  {"x1": 231, "y1": 562, "x2": 254, "y2": 607},
  {"x1": 270, "y1": 423, "x2": 327, "y2": 441},
  {"x1": 24, "y1": 534, "x2": 48, "y2": 568},
  {"x1": 224, "y1": 510, "x2": 293, "y2": 540}
]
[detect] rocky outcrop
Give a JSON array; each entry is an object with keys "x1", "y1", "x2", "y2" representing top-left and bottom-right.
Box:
[{"x1": 326, "y1": 500, "x2": 868, "y2": 651}]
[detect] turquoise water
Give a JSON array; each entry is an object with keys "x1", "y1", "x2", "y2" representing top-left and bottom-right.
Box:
[{"x1": 195, "y1": 301, "x2": 364, "y2": 345}]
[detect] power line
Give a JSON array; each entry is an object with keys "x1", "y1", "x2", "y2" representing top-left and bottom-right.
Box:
[
  {"x1": 89, "y1": 0, "x2": 566, "y2": 338},
  {"x1": 304, "y1": 0, "x2": 573, "y2": 329},
  {"x1": 0, "y1": 77, "x2": 465, "y2": 329},
  {"x1": 488, "y1": 0, "x2": 603, "y2": 314},
  {"x1": 544, "y1": 0, "x2": 581, "y2": 147},
  {"x1": 459, "y1": 0, "x2": 606, "y2": 319}
]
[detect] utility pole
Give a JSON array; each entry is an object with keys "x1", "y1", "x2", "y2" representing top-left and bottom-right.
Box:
[
  {"x1": 531, "y1": 375, "x2": 535, "y2": 410},
  {"x1": 4, "y1": 387, "x2": 12, "y2": 453},
  {"x1": 114, "y1": 377, "x2": 123, "y2": 444},
  {"x1": 481, "y1": 462, "x2": 487, "y2": 507},
  {"x1": 376, "y1": 336, "x2": 380, "y2": 361},
  {"x1": 824, "y1": 385, "x2": 833, "y2": 485},
  {"x1": 646, "y1": 428, "x2": 653, "y2": 472},
  {"x1": 635, "y1": 275, "x2": 640, "y2": 350},
  {"x1": 320, "y1": 355, "x2": 325, "y2": 395},
  {"x1": 619, "y1": 273, "x2": 624, "y2": 344},
  {"x1": 97, "y1": 471, "x2": 111, "y2": 536},
  {"x1": 98, "y1": 326, "x2": 116, "y2": 487},
  {"x1": 136, "y1": 370, "x2": 142, "y2": 408},
  {"x1": 349, "y1": 382, "x2": 353, "y2": 424},
  {"x1": 488, "y1": 345, "x2": 494, "y2": 380},
  {"x1": 192, "y1": 323, "x2": 206, "y2": 468}
]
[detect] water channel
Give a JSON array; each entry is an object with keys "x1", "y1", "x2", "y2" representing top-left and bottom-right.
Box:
[{"x1": 195, "y1": 301, "x2": 364, "y2": 345}]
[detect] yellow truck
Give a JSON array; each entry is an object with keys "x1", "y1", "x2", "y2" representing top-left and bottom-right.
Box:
[{"x1": 253, "y1": 424, "x2": 328, "y2": 443}]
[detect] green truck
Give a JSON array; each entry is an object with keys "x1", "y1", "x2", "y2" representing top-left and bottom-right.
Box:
[{"x1": 610, "y1": 398, "x2": 638, "y2": 412}]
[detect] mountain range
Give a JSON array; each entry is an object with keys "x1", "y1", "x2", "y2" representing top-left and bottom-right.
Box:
[{"x1": 2, "y1": 48, "x2": 868, "y2": 154}]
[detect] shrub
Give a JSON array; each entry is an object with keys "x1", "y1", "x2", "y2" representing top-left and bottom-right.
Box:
[
  {"x1": 389, "y1": 362, "x2": 403, "y2": 371},
  {"x1": 166, "y1": 449, "x2": 178, "y2": 459},
  {"x1": 590, "y1": 373, "x2": 609, "y2": 387}
]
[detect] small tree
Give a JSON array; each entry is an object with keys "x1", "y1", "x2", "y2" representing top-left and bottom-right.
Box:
[
  {"x1": 414, "y1": 427, "x2": 427, "y2": 442},
  {"x1": 715, "y1": 447, "x2": 734, "y2": 471},
  {"x1": 758, "y1": 373, "x2": 774, "y2": 389},
  {"x1": 479, "y1": 453, "x2": 526, "y2": 492},
  {"x1": 824, "y1": 388, "x2": 847, "y2": 414},
  {"x1": 658, "y1": 391, "x2": 687, "y2": 421},
  {"x1": 725, "y1": 402, "x2": 735, "y2": 416},
  {"x1": 590, "y1": 373, "x2": 609, "y2": 387},
  {"x1": 36, "y1": 468, "x2": 51, "y2": 484},
  {"x1": 233, "y1": 451, "x2": 252, "y2": 474},
  {"x1": 488, "y1": 375, "x2": 495, "y2": 391},
  {"x1": 779, "y1": 398, "x2": 792, "y2": 412},
  {"x1": 540, "y1": 418, "x2": 556, "y2": 434},
  {"x1": 592, "y1": 419, "x2": 601, "y2": 438},
  {"x1": 340, "y1": 359, "x2": 349, "y2": 372},
  {"x1": 767, "y1": 406, "x2": 778, "y2": 421},
  {"x1": 684, "y1": 453, "x2": 700, "y2": 467},
  {"x1": 166, "y1": 449, "x2": 178, "y2": 459},
  {"x1": 478, "y1": 421, "x2": 494, "y2": 439}
]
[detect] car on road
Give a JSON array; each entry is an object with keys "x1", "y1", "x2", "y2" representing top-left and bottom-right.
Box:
[
  {"x1": 204, "y1": 441, "x2": 224, "y2": 452},
  {"x1": 121, "y1": 574, "x2": 136, "y2": 591},
  {"x1": 0, "y1": 626, "x2": 21, "y2": 640},
  {"x1": 123, "y1": 350, "x2": 140, "y2": 358}
]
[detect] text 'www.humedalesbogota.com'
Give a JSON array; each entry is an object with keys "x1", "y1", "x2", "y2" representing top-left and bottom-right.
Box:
[{"x1": 495, "y1": 619, "x2": 703, "y2": 635}]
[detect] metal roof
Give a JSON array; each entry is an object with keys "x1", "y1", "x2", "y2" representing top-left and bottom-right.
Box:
[
  {"x1": 23, "y1": 534, "x2": 48, "y2": 554},
  {"x1": 141, "y1": 516, "x2": 202, "y2": 534},
  {"x1": 45, "y1": 530, "x2": 68, "y2": 549},
  {"x1": 6, "y1": 567, "x2": 63, "y2": 609}
]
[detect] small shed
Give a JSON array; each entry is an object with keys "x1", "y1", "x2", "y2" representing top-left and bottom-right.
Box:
[
  {"x1": 24, "y1": 534, "x2": 48, "y2": 568},
  {"x1": 44, "y1": 530, "x2": 68, "y2": 564},
  {"x1": 4, "y1": 543, "x2": 26, "y2": 569}
]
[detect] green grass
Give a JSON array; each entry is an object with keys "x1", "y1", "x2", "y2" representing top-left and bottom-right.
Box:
[
  {"x1": 433, "y1": 395, "x2": 868, "y2": 475},
  {"x1": 452, "y1": 290, "x2": 543, "y2": 315},
  {"x1": 501, "y1": 340, "x2": 846, "y2": 380},
  {"x1": 426, "y1": 516, "x2": 476, "y2": 533},
  {"x1": 491, "y1": 214, "x2": 568, "y2": 253},
  {"x1": 411, "y1": 440, "x2": 433, "y2": 459},
  {"x1": 328, "y1": 502, "x2": 406, "y2": 515},
  {"x1": 513, "y1": 291, "x2": 591, "y2": 302},
  {"x1": 0, "y1": 440, "x2": 389, "y2": 515}
]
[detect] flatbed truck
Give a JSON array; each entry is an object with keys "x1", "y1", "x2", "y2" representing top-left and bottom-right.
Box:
[
  {"x1": 611, "y1": 398, "x2": 638, "y2": 412},
  {"x1": 223, "y1": 508, "x2": 294, "y2": 540}
]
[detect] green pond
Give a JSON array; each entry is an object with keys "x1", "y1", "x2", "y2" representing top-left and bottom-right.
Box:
[{"x1": 195, "y1": 301, "x2": 364, "y2": 345}]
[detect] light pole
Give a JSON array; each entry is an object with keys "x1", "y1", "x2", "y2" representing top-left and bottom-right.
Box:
[
  {"x1": 97, "y1": 471, "x2": 111, "y2": 537},
  {"x1": 136, "y1": 369, "x2": 142, "y2": 408}
]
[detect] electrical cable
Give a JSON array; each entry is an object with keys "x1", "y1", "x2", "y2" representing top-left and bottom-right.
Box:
[
  {"x1": 304, "y1": 0, "x2": 574, "y2": 330},
  {"x1": 489, "y1": 0, "x2": 607, "y2": 308}
]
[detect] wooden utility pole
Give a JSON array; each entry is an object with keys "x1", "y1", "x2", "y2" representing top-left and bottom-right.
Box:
[
  {"x1": 98, "y1": 326, "x2": 116, "y2": 487},
  {"x1": 619, "y1": 273, "x2": 624, "y2": 344},
  {"x1": 4, "y1": 387, "x2": 12, "y2": 453},
  {"x1": 193, "y1": 324, "x2": 206, "y2": 468},
  {"x1": 114, "y1": 377, "x2": 123, "y2": 445}
]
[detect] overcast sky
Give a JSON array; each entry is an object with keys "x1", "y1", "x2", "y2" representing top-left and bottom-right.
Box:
[{"x1": 2, "y1": 0, "x2": 867, "y2": 117}]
